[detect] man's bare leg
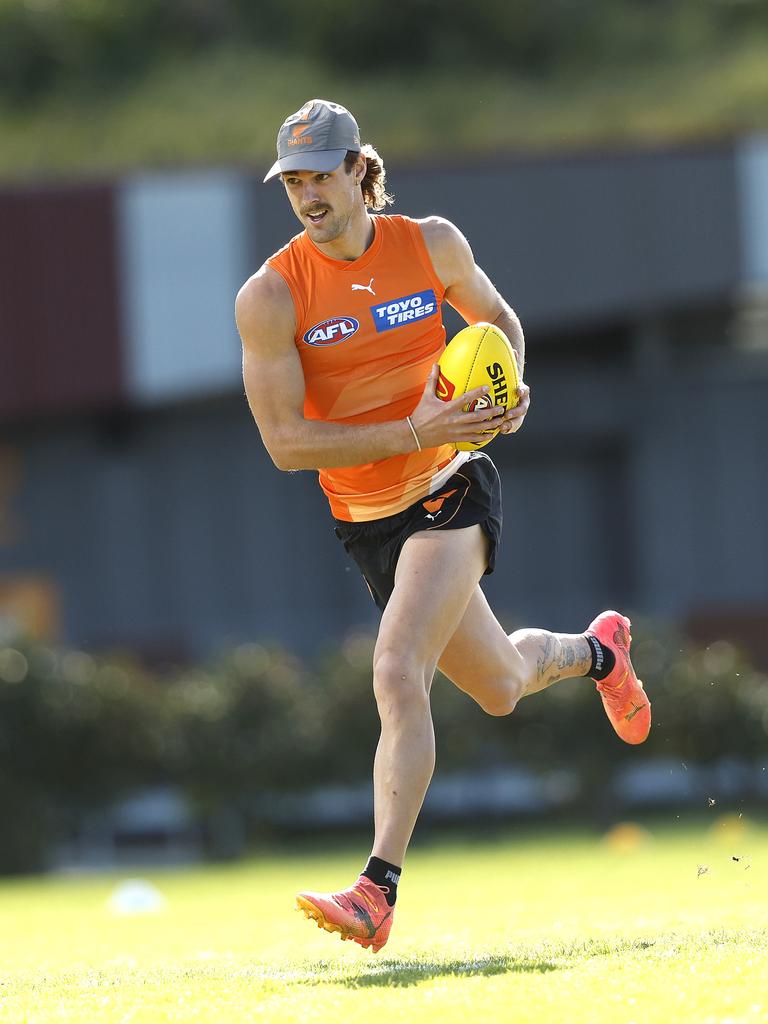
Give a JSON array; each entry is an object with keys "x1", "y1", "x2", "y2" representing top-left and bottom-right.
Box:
[
  {"x1": 369, "y1": 525, "x2": 491, "y2": 867},
  {"x1": 296, "y1": 525, "x2": 493, "y2": 950},
  {"x1": 295, "y1": 533, "x2": 646, "y2": 949},
  {"x1": 438, "y1": 586, "x2": 592, "y2": 714}
]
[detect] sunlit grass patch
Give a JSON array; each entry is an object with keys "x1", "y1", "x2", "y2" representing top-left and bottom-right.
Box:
[{"x1": 0, "y1": 817, "x2": 766, "y2": 1022}]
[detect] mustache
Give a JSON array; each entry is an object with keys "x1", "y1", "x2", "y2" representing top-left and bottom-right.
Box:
[{"x1": 301, "y1": 205, "x2": 329, "y2": 217}]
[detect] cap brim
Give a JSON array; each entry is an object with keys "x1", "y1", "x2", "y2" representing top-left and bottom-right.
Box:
[{"x1": 263, "y1": 149, "x2": 349, "y2": 183}]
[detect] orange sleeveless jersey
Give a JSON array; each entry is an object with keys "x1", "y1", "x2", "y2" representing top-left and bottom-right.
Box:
[{"x1": 267, "y1": 215, "x2": 459, "y2": 521}]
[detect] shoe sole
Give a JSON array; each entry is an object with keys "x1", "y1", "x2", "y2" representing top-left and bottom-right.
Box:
[
  {"x1": 614, "y1": 618, "x2": 651, "y2": 744},
  {"x1": 591, "y1": 612, "x2": 650, "y2": 744},
  {"x1": 296, "y1": 895, "x2": 384, "y2": 952}
]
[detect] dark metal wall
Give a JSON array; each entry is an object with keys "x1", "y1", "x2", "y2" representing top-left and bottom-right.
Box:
[
  {"x1": 0, "y1": 401, "x2": 368, "y2": 655},
  {"x1": 2, "y1": 342, "x2": 766, "y2": 657},
  {"x1": 254, "y1": 145, "x2": 742, "y2": 328}
]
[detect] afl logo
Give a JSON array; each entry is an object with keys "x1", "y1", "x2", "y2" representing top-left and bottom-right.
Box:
[
  {"x1": 465, "y1": 394, "x2": 493, "y2": 412},
  {"x1": 303, "y1": 316, "x2": 359, "y2": 347}
]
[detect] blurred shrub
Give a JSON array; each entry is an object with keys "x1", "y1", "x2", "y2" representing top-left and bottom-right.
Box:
[
  {"x1": 164, "y1": 643, "x2": 330, "y2": 806},
  {"x1": 0, "y1": 620, "x2": 766, "y2": 873},
  {"x1": 2, "y1": 0, "x2": 768, "y2": 101}
]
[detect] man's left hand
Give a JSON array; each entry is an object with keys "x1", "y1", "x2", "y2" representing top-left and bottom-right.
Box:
[{"x1": 499, "y1": 384, "x2": 530, "y2": 435}]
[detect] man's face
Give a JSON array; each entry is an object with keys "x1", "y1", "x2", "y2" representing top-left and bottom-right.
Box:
[{"x1": 281, "y1": 157, "x2": 364, "y2": 244}]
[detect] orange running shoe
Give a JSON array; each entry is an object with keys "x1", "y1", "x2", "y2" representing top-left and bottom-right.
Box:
[
  {"x1": 296, "y1": 875, "x2": 394, "y2": 953},
  {"x1": 586, "y1": 610, "x2": 651, "y2": 745}
]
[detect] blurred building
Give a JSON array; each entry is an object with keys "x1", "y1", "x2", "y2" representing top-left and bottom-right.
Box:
[{"x1": 1, "y1": 139, "x2": 767, "y2": 660}]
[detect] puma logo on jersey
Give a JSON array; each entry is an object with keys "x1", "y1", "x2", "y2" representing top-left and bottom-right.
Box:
[{"x1": 352, "y1": 277, "x2": 375, "y2": 295}]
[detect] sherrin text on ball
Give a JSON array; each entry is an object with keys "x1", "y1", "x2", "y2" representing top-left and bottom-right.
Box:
[{"x1": 437, "y1": 322, "x2": 520, "y2": 451}]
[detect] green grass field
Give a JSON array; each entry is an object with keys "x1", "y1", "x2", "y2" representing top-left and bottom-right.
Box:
[{"x1": 1, "y1": 817, "x2": 766, "y2": 1023}]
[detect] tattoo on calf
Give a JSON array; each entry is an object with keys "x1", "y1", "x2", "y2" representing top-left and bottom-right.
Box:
[
  {"x1": 536, "y1": 637, "x2": 581, "y2": 687},
  {"x1": 536, "y1": 636, "x2": 555, "y2": 682}
]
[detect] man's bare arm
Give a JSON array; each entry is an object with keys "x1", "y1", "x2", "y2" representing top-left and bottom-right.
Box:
[
  {"x1": 421, "y1": 216, "x2": 525, "y2": 374},
  {"x1": 421, "y1": 217, "x2": 529, "y2": 433},
  {"x1": 237, "y1": 265, "x2": 501, "y2": 471}
]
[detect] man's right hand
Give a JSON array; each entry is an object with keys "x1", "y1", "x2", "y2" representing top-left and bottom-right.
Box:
[{"x1": 409, "y1": 364, "x2": 506, "y2": 450}]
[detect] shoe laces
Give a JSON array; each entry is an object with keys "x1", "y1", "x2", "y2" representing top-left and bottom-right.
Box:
[
  {"x1": 346, "y1": 881, "x2": 389, "y2": 916},
  {"x1": 595, "y1": 666, "x2": 630, "y2": 704}
]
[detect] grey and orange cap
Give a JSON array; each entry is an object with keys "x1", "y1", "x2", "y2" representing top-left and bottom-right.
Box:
[{"x1": 263, "y1": 99, "x2": 361, "y2": 182}]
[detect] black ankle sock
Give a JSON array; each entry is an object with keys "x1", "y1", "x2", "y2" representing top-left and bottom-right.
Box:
[
  {"x1": 585, "y1": 633, "x2": 616, "y2": 681},
  {"x1": 362, "y1": 856, "x2": 401, "y2": 907}
]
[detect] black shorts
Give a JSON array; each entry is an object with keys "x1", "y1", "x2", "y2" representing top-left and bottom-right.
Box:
[{"x1": 334, "y1": 451, "x2": 503, "y2": 611}]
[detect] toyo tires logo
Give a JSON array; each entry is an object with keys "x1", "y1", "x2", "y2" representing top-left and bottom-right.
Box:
[
  {"x1": 370, "y1": 289, "x2": 438, "y2": 332},
  {"x1": 303, "y1": 316, "x2": 360, "y2": 347}
]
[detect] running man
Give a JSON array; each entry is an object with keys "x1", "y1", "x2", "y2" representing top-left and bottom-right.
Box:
[{"x1": 236, "y1": 99, "x2": 651, "y2": 953}]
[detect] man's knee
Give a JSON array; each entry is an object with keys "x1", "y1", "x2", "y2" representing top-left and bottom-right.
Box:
[
  {"x1": 372, "y1": 648, "x2": 430, "y2": 715},
  {"x1": 465, "y1": 672, "x2": 524, "y2": 717},
  {"x1": 479, "y1": 690, "x2": 520, "y2": 717}
]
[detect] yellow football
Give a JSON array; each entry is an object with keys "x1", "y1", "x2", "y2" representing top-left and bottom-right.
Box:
[{"x1": 437, "y1": 322, "x2": 520, "y2": 451}]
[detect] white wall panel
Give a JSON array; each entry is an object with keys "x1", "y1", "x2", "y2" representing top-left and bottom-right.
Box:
[
  {"x1": 737, "y1": 136, "x2": 768, "y2": 284},
  {"x1": 118, "y1": 171, "x2": 252, "y2": 402}
]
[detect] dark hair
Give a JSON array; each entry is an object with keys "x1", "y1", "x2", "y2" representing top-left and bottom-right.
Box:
[{"x1": 344, "y1": 144, "x2": 394, "y2": 211}]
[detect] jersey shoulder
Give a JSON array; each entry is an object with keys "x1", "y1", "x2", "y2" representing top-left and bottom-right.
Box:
[{"x1": 266, "y1": 229, "x2": 306, "y2": 263}]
